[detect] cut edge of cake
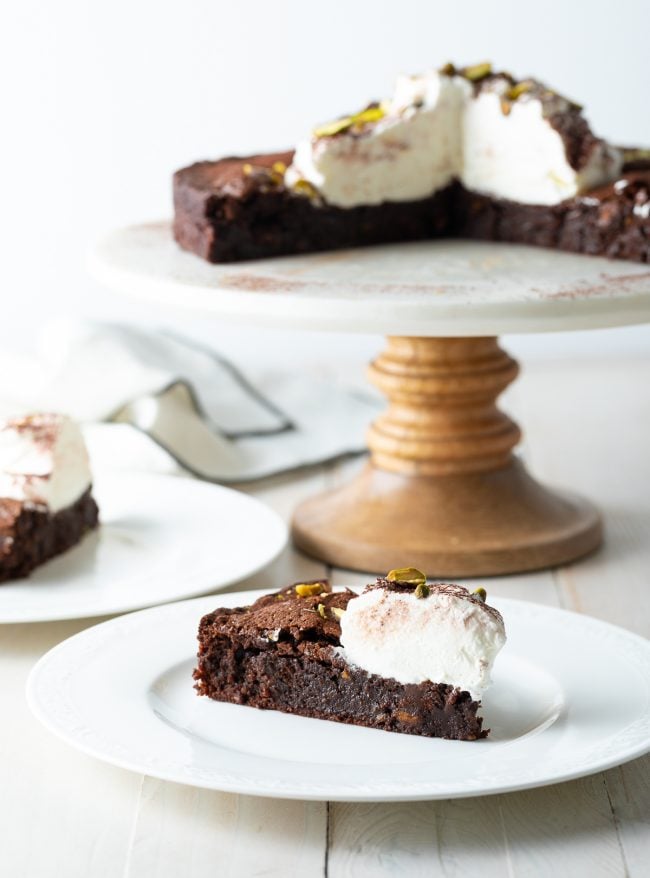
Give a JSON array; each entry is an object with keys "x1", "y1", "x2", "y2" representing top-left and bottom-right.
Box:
[{"x1": 193, "y1": 571, "x2": 506, "y2": 741}]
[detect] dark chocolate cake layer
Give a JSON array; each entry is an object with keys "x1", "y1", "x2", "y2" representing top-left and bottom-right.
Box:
[
  {"x1": 193, "y1": 582, "x2": 487, "y2": 741},
  {"x1": 455, "y1": 172, "x2": 650, "y2": 262},
  {"x1": 0, "y1": 488, "x2": 99, "y2": 583},
  {"x1": 174, "y1": 152, "x2": 454, "y2": 263},
  {"x1": 173, "y1": 153, "x2": 650, "y2": 264}
]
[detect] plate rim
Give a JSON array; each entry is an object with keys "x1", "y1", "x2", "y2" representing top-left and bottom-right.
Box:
[
  {"x1": 26, "y1": 590, "x2": 650, "y2": 801},
  {"x1": 0, "y1": 473, "x2": 287, "y2": 624}
]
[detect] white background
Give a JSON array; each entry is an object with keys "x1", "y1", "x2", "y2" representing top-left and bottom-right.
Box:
[{"x1": 1, "y1": 0, "x2": 649, "y2": 366}]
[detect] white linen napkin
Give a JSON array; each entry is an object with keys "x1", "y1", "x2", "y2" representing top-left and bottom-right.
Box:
[{"x1": 0, "y1": 322, "x2": 379, "y2": 482}]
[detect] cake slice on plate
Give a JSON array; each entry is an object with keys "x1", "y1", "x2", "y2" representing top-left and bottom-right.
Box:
[
  {"x1": 0, "y1": 414, "x2": 99, "y2": 582},
  {"x1": 194, "y1": 568, "x2": 506, "y2": 740},
  {"x1": 174, "y1": 61, "x2": 649, "y2": 264}
]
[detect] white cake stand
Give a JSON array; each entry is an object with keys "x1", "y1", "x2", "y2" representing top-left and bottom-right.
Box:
[{"x1": 91, "y1": 222, "x2": 650, "y2": 576}]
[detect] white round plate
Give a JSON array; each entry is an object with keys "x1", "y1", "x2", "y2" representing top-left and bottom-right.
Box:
[
  {"x1": 90, "y1": 222, "x2": 650, "y2": 336},
  {"x1": 27, "y1": 589, "x2": 650, "y2": 801},
  {"x1": 0, "y1": 475, "x2": 286, "y2": 623}
]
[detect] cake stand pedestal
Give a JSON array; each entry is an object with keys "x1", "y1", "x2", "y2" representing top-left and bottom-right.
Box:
[
  {"x1": 91, "y1": 224, "x2": 650, "y2": 576},
  {"x1": 292, "y1": 335, "x2": 599, "y2": 575}
]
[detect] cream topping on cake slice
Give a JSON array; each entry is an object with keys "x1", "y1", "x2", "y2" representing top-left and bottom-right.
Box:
[
  {"x1": 338, "y1": 570, "x2": 506, "y2": 698},
  {"x1": 286, "y1": 73, "x2": 470, "y2": 208},
  {"x1": 0, "y1": 413, "x2": 92, "y2": 512},
  {"x1": 285, "y1": 63, "x2": 622, "y2": 207},
  {"x1": 461, "y1": 74, "x2": 621, "y2": 204}
]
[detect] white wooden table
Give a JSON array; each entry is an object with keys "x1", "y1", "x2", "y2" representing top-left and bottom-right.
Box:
[{"x1": 1, "y1": 354, "x2": 649, "y2": 878}]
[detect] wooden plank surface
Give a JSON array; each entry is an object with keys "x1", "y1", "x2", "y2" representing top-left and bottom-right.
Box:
[{"x1": 0, "y1": 355, "x2": 648, "y2": 877}]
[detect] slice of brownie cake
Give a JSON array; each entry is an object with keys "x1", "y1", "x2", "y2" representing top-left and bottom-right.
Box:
[
  {"x1": 0, "y1": 414, "x2": 99, "y2": 582},
  {"x1": 174, "y1": 62, "x2": 650, "y2": 264},
  {"x1": 194, "y1": 568, "x2": 506, "y2": 741}
]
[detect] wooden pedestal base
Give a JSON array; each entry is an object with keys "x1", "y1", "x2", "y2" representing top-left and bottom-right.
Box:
[
  {"x1": 292, "y1": 458, "x2": 602, "y2": 576},
  {"x1": 292, "y1": 337, "x2": 602, "y2": 576}
]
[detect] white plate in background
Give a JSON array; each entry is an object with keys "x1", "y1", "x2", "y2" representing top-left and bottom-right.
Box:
[{"x1": 0, "y1": 474, "x2": 286, "y2": 623}]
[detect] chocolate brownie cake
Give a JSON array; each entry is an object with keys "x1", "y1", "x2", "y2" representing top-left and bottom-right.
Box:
[
  {"x1": 174, "y1": 62, "x2": 650, "y2": 264},
  {"x1": 0, "y1": 414, "x2": 99, "y2": 582},
  {"x1": 194, "y1": 568, "x2": 506, "y2": 741}
]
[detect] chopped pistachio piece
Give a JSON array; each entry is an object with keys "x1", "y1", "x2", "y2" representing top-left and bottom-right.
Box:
[
  {"x1": 414, "y1": 583, "x2": 431, "y2": 599},
  {"x1": 313, "y1": 115, "x2": 354, "y2": 138},
  {"x1": 439, "y1": 61, "x2": 457, "y2": 76},
  {"x1": 462, "y1": 62, "x2": 492, "y2": 82},
  {"x1": 473, "y1": 587, "x2": 487, "y2": 602},
  {"x1": 506, "y1": 80, "x2": 533, "y2": 101},
  {"x1": 317, "y1": 603, "x2": 327, "y2": 619},
  {"x1": 352, "y1": 104, "x2": 386, "y2": 126},
  {"x1": 313, "y1": 103, "x2": 387, "y2": 139},
  {"x1": 242, "y1": 163, "x2": 284, "y2": 186},
  {"x1": 290, "y1": 178, "x2": 320, "y2": 199},
  {"x1": 295, "y1": 582, "x2": 324, "y2": 597},
  {"x1": 386, "y1": 567, "x2": 426, "y2": 586},
  {"x1": 268, "y1": 166, "x2": 285, "y2": 185}
]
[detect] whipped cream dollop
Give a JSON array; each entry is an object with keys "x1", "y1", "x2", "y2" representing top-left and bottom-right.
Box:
[
  {"x1": 286, "y1": 72, "x2": 469, "y2": 208},
  {"x1": 339, "y1": 581, "x2": 506, "y2": 698},
  {"x1": 461, "y1": 79, "x2": 622, "y2": 205},
  {"x1": 285, "y1": 66, "x2": 622, "y2": 207},
  {"x1": 0, "y1": 414, "x2": 92, "y2": 512}
]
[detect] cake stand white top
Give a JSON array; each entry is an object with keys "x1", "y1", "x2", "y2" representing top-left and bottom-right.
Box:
[{"x1": 90, "y1": 222, "x2": 650, "y2": 336}]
